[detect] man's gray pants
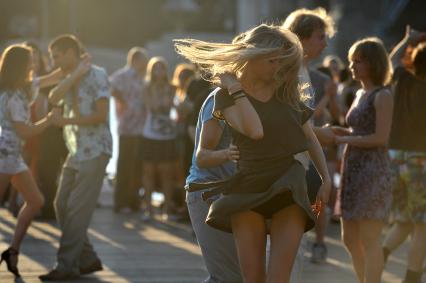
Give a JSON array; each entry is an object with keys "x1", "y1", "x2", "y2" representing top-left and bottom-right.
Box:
[
  {"x1": 186, "y1": 190, "x2": 242, "y2": 283},
  {"x1": 54, "y1": 154, "x2": 109, "y2": 273}
]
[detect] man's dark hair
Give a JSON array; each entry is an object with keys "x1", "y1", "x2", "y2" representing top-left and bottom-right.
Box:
[{"x1": 49, "y1": 34, "x2": 82, "y2": 56}]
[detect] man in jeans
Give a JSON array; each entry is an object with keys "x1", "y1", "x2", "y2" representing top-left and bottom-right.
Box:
[
  {"x1": 185, "y1": 88, "x2": 242, "y2": 283},
  {"x1": 39, "y1": 34, "x2": 112, "y2": 281}
]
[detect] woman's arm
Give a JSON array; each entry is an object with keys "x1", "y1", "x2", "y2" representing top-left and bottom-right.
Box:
[
  {"x1": 13, "y1": 109, "x2": 60, "y2": 139},
  {"x1": 196, "y1": 119, "x2": 239, "y2": 167},
  {"x1": 221, "y1": 96, "x2": 264, "y2": 140},
  {"x1": 390, "y1": 26, "x2": 426, "y2": 69},
  {"x1": 49, "y1": 57, "x2": 91, "y2": 105},
  {"x1": 303, "y1": 122, "x2": 331, "y2": 205},
  {"x1": 313, "y1": 125, "x2": 353, "y2": 146},
  {"x1": 218, "y1": 74, "x2": 263, "y2": 140},
  {"x1": 197, "y1": 144, "x2": 239, "y2": 168},
  {"x1": 37, "y1": 68, "x2": 64, "y2": 89},
  {"x1": 14, "y1": 119, "x2": 50, "y2": 139},
  {"x1": 312, "y1": 126, "x2": 336, "y2": 146},
  {"x1": 335, "y1": 89, "x2": 393, "y2": 148}
]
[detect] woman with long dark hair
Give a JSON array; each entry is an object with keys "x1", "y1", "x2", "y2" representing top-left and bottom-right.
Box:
[{"x1": 0, "y1": 44, "x2": 59, "y2": 277}]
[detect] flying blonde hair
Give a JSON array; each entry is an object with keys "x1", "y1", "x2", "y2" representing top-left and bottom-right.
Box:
[{"x1": 174, "y1": 23, "x2": 307, "y2": 107}]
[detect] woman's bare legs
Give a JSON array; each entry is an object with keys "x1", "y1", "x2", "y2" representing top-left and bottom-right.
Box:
[
  {"x1": 359, "y1": 220, "x2": 385, "y2": 283},
  {"x1": 231, "y1": 210, "x2": 267, "y2": 283},
  {"x1": 342, "y1": 219, "x2": 365, "y2": 282},
  {"x1": 382, "y1": 222, "x2": 413, "y2": 262},
  {"x1": 342, "y1": 219, "x2": 385, "y2": 283},
  {"x1": 407, "y1": 223, "x2": 426, "y2": 272},
  {"x1": 10, "y1": 170, "x2": 44, "y2": 250},
  {"x1": 267, "y1": 204, "x2": 306, "y2": 283},
  {"x1": 0, "y1": 170, "x2": 43, "y2": 276}
]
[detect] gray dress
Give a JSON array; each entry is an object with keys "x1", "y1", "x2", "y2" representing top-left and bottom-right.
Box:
[
  {"x1": 201, "y1": 89, "x2": 316, "y2": 233},
  {"x1": 340, "y1": 88, "x2": 393, "y2": 221},
  {"x1": 0, "y1": 90, "x2": 30, "y2": 174}
]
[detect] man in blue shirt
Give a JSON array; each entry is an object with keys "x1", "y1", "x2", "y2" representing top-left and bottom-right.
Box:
[{"x1": 186, "y1": 88, "x2": 242, "y2": 283}]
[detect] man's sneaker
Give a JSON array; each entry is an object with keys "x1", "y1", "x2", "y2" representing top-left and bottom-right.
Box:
[
  {"x1": 39, "y1": 269, "x2": 79, "y2": 281},
  {"x1": 311, "y1": 242, "x2": 327, "y2": 264},
  {"x1": 80, "y1": 259, "x2": 103, "y2": 275}
]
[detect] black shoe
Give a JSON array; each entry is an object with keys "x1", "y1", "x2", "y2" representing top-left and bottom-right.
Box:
[
  {"x1": 39, "y1": 269, "x2": 79, "y2": 281},
  {"x1": 0, "y1": 247, "x2": 20, "y2": 277},
  {"x1": 79, "y1": 259, "x2": 103, "y2": 275}
]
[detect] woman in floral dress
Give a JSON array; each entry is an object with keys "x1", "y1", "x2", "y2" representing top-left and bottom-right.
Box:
[
  {"x1": 335, "y1": 37, "x2": 394, "y2": 283},
  {"x1": 0, "y1": 44, "x2": 59, "y2": 277}
]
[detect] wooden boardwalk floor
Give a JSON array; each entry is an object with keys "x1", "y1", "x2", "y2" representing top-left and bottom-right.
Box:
[{"x1": 0, "y1": 200, "x2": 422, "y2": 283}]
